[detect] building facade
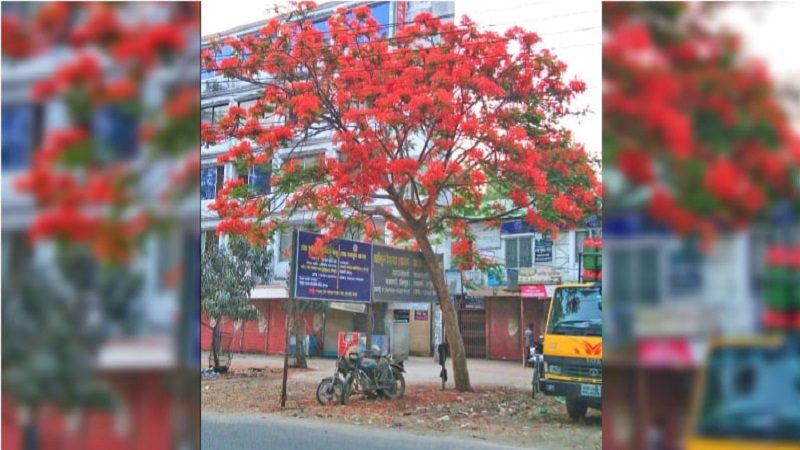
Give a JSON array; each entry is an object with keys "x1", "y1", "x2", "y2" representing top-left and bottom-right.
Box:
[{"x1": 600, "y1": 210, "x2": 777, "y2": 450}]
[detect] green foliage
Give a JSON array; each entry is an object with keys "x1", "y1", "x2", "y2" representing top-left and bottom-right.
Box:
[
  {"x1": 1, "y1": 245, "x2": 142, "y2": 412},
  {"x1": 200, "y1": 236, "x2": 273, "y2": 323}
]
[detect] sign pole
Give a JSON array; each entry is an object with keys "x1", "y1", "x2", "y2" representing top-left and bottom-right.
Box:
[
  {"x1": 521, "y1": 297, "x2": 525, "y2": 367},
  {"x1": 366, "y1": 300, "x2": 373, "y2": 357},
  {"x1": 280, "y1": 229, "x2": 298, "y2": 408}
]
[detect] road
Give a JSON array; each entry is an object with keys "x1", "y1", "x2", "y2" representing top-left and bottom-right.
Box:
[{"x1": 202, "y1": 412, "x2": 538, "y2": 450}]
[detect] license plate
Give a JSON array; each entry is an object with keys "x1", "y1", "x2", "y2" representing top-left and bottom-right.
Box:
[{"x1": 580, "y1": 383, "x2": 601, "y2": 397}]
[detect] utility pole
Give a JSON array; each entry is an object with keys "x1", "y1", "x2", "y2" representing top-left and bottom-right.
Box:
[{"x1": 281, "y1": 230, "x2": 298, "y2": 408}]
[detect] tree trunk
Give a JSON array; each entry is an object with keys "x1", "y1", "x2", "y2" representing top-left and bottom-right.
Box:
[
  {"x1": 413, "y1": 230, "x2": 472, "y2": 391},
  {"x1": 292, "y1": 298, "x2": 307, "y2": 369},
  {"x1": 280, "y1": 299, "x2": 292, "y2": 408},
  {"x1": 211, "y1": 320, "x2": 221, "y2": 369}
]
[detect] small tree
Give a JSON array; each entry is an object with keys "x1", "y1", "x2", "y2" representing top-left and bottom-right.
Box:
[
  {"x1": 201, "y1": 237, "x2": 272, "y2": 370},
  {"x1": 202, "y1": 2, "x2": 600, "y2": 391},
  {"x1": 2, "y1": 246, "x2": 142, "y2": 450}
]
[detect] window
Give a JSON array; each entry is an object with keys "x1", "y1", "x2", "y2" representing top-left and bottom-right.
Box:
[
  {"x1": 238, "y1": 98, "x2": 258, "y2": 113},
  {"x1": 279, "y1": 228, "x2": 294, "y2": 261},
  {"x1": 2, "y1": 104, "x2": 43, "y2": 171},
  {"x1": 285, "y1": 153, "x2": 320, "y2": 171},
  {"x1": 93, "y1": 104, "x2": 138, "y2": 160},
  {"x1": 608, "y1": 246, "x2": 661, "y2": 306},
  {"x1": 505, "y1": 237, "x2": 533, "y2": 268},
  {"x1": 239, "y1": 164, "x2": 271, "y2": 196},
  {"x1": 668, "y1": 242, "x2": 704, "y2": 297},
  {"x1": 277, "y1": 225, "x2": 314, "y2": 262},
  {"x1": 201, "y1": 165, "x2": 225, "y2": 200},
  {"x1": 201, "y1": 103, "x2": 229, "y2": 126}
]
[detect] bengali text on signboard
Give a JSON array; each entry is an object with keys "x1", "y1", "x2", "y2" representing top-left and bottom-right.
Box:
[
  {"x1": 518, "y1": 266, "x2": 562, "y2": 285},
  {"x1": 293, "y1": 231, "x2": 372, "y2": 303},
  {"x1": 372, "y1": 245, "x2": 438, "y2": 303}
]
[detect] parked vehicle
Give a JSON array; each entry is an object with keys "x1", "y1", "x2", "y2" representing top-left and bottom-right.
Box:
[
  {"x1": 539, "y1": 282, "x2": 603, "y2": 421},
  {"x1": 340, "y1": 352, "x2": 406, "y2": 404},
  {"x1": 316, "y1": 355, "x2": 353, "y2": 405},
  {"x1": 528, "y1": 337, "x2": 544, "y2": 399},
  {"x1": 687, "y1": 334, "x2": 800, "y2": 450}
]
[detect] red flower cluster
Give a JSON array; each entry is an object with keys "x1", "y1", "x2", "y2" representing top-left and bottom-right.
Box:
[
  {"x1": 617, "y1": 148, "x2": 654, "y2": 185},
  {"x1": 201, "y1": 2, "x2": 599, "y2": 260},
  {"x1": 14, "y1": 3, "x2": 199, "y2": 264},
  {"x1": 604, "y1": 3, "x2": 799, "y2": 245},
  {"x1": 2, "y1": 15, "x2": 36, "y2": 58}
]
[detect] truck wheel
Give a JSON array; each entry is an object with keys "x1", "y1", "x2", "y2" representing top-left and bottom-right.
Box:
[{"x1": 566, "y1": 397, "x2": 587, "y2": 421}]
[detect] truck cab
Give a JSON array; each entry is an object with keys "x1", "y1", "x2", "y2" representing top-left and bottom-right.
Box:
[
  {"x1": 539, "y1": 282, "x2": 603, "y2": 420},
  {"x1": 687, "y1": 334, "x2": 800, "y2": 450}
]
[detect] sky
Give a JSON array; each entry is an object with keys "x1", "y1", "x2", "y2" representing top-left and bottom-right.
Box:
[{"x1": 202, "y1": 0, "x2": 286, "y2": 36}]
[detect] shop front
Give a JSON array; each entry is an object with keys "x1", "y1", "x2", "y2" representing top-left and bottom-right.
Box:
[
  {"x1": 603, "y1": 304, "x2": 715, "y2": 450},
  {"x1": 520, "y1": 284, "x2": 555, "y2": 344},
  {"x1": 603, "y1": 342, "x2": 700, "y2": 450},
  {"x1": 486, "y1": 294, "x2": 522, "y2": 360},
  {"x1": 458, "y1": 295, "x2": 487, "y2": 358},
  {"x1": 518, "y1": 266, "x2": 562, "y2": 361}
]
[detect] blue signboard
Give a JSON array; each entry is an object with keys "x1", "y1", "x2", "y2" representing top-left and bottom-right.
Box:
[
  {"x1": 500, "y1": 219, "x2": 536, "y2": 235},
  {"x1": 293, "y1": 231, "x2": 372, "y2": 303}
]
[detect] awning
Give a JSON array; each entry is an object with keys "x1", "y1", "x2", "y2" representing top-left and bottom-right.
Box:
[
  {"x1": 96, "y1": 338, "x2": 175, "y2": 371},
  {"x1": 250, "y1": 284, "x2": 289, "y2": 300},
  {"x1": 637, "y1": 338, "x2": 706, "y2": 369},
  {"x1": 329, "y1": 302, "x2": 367, "y2": 313}
]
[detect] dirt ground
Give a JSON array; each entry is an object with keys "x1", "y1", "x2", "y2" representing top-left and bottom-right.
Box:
[{"x1": 202, "y1": 361, "x2": 601, "y2": 450}]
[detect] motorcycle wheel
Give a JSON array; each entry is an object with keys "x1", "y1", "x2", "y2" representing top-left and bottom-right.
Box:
[
  {"x1": 531, "y1": 365, "x2": 541, "y2": 399},
  {"x1": 316, "y1": 378, "x2": 344, "y2": 406},
  {"x1": 381, "y1": 369, "x2": 405, "y2": 399}
]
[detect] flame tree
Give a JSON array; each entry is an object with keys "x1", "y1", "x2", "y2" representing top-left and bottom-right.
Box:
[{"x1": 202, "y1": 2, "x2": 599, "y2": 391}]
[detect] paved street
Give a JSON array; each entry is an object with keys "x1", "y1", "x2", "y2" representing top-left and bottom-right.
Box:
[
  {"x1": 202, "y1": 412, "x2": 538, "y2": 450},
  {"x1": 206, "y1": 352, "x2": 533, "y2": 390}
]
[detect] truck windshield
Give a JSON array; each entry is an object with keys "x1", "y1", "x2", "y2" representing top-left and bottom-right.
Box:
[
  {"x1": 695, "y1": 339, "x2": 800, "y2": 442},
  {"x1": 546, "y1": 287, "x2": 602, "y2": 337}
]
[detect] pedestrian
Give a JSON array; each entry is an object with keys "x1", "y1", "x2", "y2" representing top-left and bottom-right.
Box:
[
  {"x1": 646, "y1": 417, "x2": 667, "y2": 450},
  {"x1": 524, "y1": 323, "x2": 534, "y2": 364}
]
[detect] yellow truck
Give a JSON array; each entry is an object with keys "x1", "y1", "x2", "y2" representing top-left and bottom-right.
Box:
[
  {"x1": 539, "y1": 282, "x2": 603, "y2": 420},
  {"x1": 686, "y1": 334, "x2": 800, "y2": 450}
]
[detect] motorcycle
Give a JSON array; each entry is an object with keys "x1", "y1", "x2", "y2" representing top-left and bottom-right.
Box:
[
  {"x1": 340, "y1": 351, "x2": 405, "y2": 404},
  {"x1": 528, "y1": 337, "x2": 544, "y2": 399},
  {"x1": 316, "y1": 355, "x2": 353, "y2": 405}
]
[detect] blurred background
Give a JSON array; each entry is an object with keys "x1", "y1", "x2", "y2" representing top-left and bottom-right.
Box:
[
  {"x1": 603, "y1": 2, "x2": 799, "y2": 450},
  {"x1": 2, "y1": 3, "x2": 200, "y2": 450}
]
